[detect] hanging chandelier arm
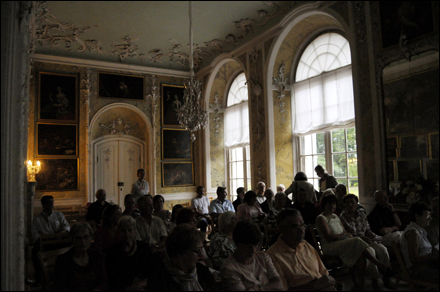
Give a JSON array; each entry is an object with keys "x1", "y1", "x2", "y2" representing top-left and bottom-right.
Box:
[{"x1": 189, "y1": 1, "x2": 194, "y2": 78}]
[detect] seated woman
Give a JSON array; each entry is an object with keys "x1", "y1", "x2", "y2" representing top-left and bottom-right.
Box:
[
  {"x1": 340, "y1": 194, "x2": 392, "y2": 290},
  {"x1": 169, "y1": 204, "x2": 184, "y2": 234},
  {"x1": 400, "y1": 202, "x2": 439, "y2": 283},
  {"x1": 153, "y1": 195, "x2": 172, "y2": 234},
  {"x1": 220, "y1": 220, "x2": 283, "y2": 291},
  {"x1": 237, "y1": 191, "x2": 266, "y2": 224},
  {"x1": 316, "y1": 194, "x2": 388, "y2": 290},
  {"x1": 209, "y1": 211, "x2": 237, "y2": 270},
  {"x1": 53, "y1": 222, "x2": 107, "y2": 291},
  {"x1": 147, "y1": 224, "x2": 218, "y2": 291},
  {"x1": 106, "y1": 216, "x2": 153, "y2": 291},
  {"x1": 265, "y1": 192, "x2": 287, "y2": 246},
  {"x1": 260, "y1": 188, "x2": 275, "y2": 214},
  {"x1": 93, "y1": 204, "x2": 122, "y2": 255}
]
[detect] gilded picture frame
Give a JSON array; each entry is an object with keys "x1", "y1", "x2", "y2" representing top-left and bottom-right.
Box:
[
  {"x1": 387, "y1": 137, "x2": 398, "y2": 159},
  {"x1": 35, "y1": 158, "x2": 79, "y2": 191},
  {"x1": 162, "y1": 162, "x2": 194, "y2": 187},
  {"x1": 429, "y1": 132, "x2": 439, "y2": 159},
  {"x1": 162, "y1": 128, "x2": 193, "y2": 160},
  {"x1": 397, "y1": 159, "x2": 422, "y2": 182},
  {"x1": 37, "y1": 123, "x2": 77, "y2": 156},
  {"x1": 425, "y1": 161, "x2": 439, "y2": 182},
  {"x1": 161, "y1": 83, "x2": 185, "y2": 127},
  {"x1": 38, "y1": 71, "x2": 78, "y2": 122},
  {"x1": 399, "y1": 134, "x2": 428, "y2": 158},
  {"x1": 98, "y1": 71, "x2": 145, "y2": 100}
]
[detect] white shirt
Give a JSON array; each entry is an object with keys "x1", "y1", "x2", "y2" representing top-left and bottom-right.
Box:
[
  {"x1": 131, "y1": 179, "x2": 150, "y2": 200},
  {"x1": 136, "y1": 215, "x2": 167, "y2": 247},
  {"x1": 210, "y1": 199, "x2": 235, "y2": 214},
  {"x1": 400, "y1": 221, "x2": 433, "y2": 269},
  {"x1": 192, "y1": 196, "x2": 210, "y2": 215},
  {"x1": 31, "y1": 211, "x2": 70, "y2": 243},
  {"x1": 257, "y1": 195, "x2": 266, "y2": 205}
]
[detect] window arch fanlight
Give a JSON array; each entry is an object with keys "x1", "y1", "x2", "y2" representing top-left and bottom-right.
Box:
[
  {"x1": 292, "y1": 32, "x2": 354, "y2": 135},
  {"x1": 227, "y1": 72, "x2": 248, "y2": 106}
]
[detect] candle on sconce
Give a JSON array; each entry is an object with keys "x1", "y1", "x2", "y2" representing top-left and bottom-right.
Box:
[{"x1": 27, "y1": 160, "x2": 41, "y2": 182}]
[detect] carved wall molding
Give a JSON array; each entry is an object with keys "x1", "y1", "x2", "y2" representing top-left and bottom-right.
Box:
[
  {"x1": 99, "y1": 117, "x2": 139, "y2": 135},
  {"x1": 209, "y1": 92, "x2": 222, "y2": 137},
  {"x1": 273, "y1": 61, "x2": 287, "y2": 124}
]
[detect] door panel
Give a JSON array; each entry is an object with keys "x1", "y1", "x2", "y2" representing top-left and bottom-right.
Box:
[
  {"x1": 96, "y1": 141, "x2": 119, "y2": 204},
  {"x1": 118, "y1": 140, "x2": 141, "y2": 206}
]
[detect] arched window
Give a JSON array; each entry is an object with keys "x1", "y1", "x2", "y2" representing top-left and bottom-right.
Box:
[
  {"x1": 225, "y1": 73, "x2": 251, "y2": 201},
  {"x1": 292, "y1": 33, "x2": 358, "y2": 195}
]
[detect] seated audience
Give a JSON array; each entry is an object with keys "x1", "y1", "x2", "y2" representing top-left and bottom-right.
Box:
[
  {"x1": 210, "y1": 186, "x2": 235, "y2": 223},
  {"x1": 153, "y1": 195, "x2": 171, "y2": 234},
  {"x1": 334, "y1": 184, "x2": 347, "y2": 215},
  {"x1": 136, "y1": 195, "x2": 167, "y2": 251},
  {"x1": 315, "y1": 165, "x2": 338, "y2": 202},
  {"x1": 316, "y1": 194, "x2": 388, "y2": 290},
  {"x1": 425, "y1": 196, "x2": 439, "y2": 247},
  {"x1": 209, "y1": 211, "x2": 237, "y2": 270},
  {"x1": 53, "y1": 222, "x2": 106, "y2": 291},
  {"x1": 316, "y1": 189, "x2": 336, "y2": 215},
  {"x1": 122, "y1": 194, "x2": 141, "y2": 219},
  {"x1": 147, "y1": 224, "x2": 218, "y2": 291},
  {"x1": 340, "y1": 194, "x2": 392, "y2": 290},
  {"x1": 236, "y1": 190, "x2": 266, "y2": 224},
  {"x1": 106, "y1": 216, "x2": 153, "y2": 291},
  {"x1": 276, "y1": 184, "x2": 285, "y2": 193},
  {"x1": 220, "y1": 220, "x2": 283, "y2": 291},
  {"x1": 285, "y1": 171, "x2": 318, "y2": 205},
  {"x1": 266, "y1": 192, "x2": 288, "y2": 246},
  {"x1": 93, "y1": 204, "x2": 122, "y2": 254},
  {"x1": 168, "y1": 204, "x2": 184, "y2": 233},
  {"x1": 267, "y1": 208, "x2": 336, "y2": 291},
  {"x1": 31, "y1": 195, "x2": 70, "y2": 283},
  {"x1": 233, "y1": 187, "x2": 245, "y2": 212},
  {"x1": 400, "y1": 202, "x2": 439, "y2": 283},
  {"x1": 292, "y1": 187, "x2": 318, "y2": 225},
  {"x1": 256, "y1": 181, "x2": 267, "y2": 205},
  {"x1": 260, "y1": 188, "x2": 275, "y2": 214},
  {"x1": 191, "y1": 186, "x2": 212, "y2": 234},
  {"x1": 86, "y1": 189, "x2": 110, "y2": 225},
  {"x1": 367, "y1": 190, "x2": 402, "y2": 247}
]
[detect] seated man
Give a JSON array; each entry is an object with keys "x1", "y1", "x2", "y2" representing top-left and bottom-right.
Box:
[
  {"x1": 122, "y1": 194, "x2": 141, "y2": 219},
  {"x1": 191, "y1": 186, "x2": 212, "y2": 234},
  {"x1": 266, "y1": 208, "x2": 336, "y2": 291},
  {"x1": 31, "y1": 195, "x2": 70, "y2": 282},
  {"x1": 367, "y1": 190, "x2": 402, "y2": 247},
  {"x1": 292, "y1": 187, "x2": 318, "y2": 226},
  {"x1": 425, "y1": 196, "x2": 439, "y2": 248},
  {"x1": 210, "y1": 186, "x2": 234, "y2": 223},
  {"x1": 86, "y1": 189, "x2": 110, "y2": 225},
  {"x1": 233, "y1": 187, "x2": 245, "y2": 212},
  {"x1": 136, "y1": 195, "x2": 167, "y2": 251}
]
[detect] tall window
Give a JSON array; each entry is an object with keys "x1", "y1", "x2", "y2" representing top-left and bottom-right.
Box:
[
  {"x1": 293, "y1": 33, "x2": 358, "y2": 195},
  {"x1": 225, "y1": 73, "x2": 251, "y2": 202}
]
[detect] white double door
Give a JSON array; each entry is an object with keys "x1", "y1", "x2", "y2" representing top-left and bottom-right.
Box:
[{"x1": 94, "y1": 138, "x2": 144, "y2": 207}]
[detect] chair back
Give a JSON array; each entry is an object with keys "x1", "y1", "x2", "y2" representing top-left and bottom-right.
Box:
[
  {"x1": 37, "y1": 246, "x2": 71, "y2": 290},
  {"x1": 39, "y1": 232, "x2": 72, "y2": 252}
]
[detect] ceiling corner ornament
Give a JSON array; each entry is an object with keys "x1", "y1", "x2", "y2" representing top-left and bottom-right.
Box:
[
  {"x1": 99, "y1": 117, "x2": 139, "y2": 135},
  {"x1": 209, "y1": 92, "x2": 222, "y2": 137},
  {"x1": 177, "y1": 1, "x2": 208, "y2": 142},
  {"x1": 273, "y1": 61, "x2": 287, "y2": 124}
]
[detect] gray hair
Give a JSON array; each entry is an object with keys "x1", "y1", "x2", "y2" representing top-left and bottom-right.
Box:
[
  {"x1": 71, "y1": 221, "x2": 93, "y2": 238},
  {"x1": 117, "y1": 215, "x2": 137, "y2": 230},
  {"x1": 218, "y1": 211, "x2": 236, "y2": 233}
]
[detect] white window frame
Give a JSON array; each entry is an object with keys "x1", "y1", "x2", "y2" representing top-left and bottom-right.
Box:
[{"x1": 227, "y1": 145, "x2": 251, "y2": 202}]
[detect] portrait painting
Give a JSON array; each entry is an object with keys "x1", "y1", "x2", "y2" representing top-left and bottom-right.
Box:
[
  {"x1": 36, "y1": 159, "x2": 79, "y2": 191},
  {"x1": 161, "y1": 84, "x2": 185, "y2": 127},
  {"x1": 98, "y1": 72, "x2": 144, "y2": 100},
  {"x1": 429, "y1": 132, "x2": 439, "y2": 159},
  {"x1": 162, "y1": 129, "x2": 192, "y2": 160},
  {"x1": 38, "y1": 72, "x2": 78, "y2": 122},
  {"x1": 379, "y1": 1, "x2": 434, "y2": 49},
  {"x1": 399, "y1": 135, "x2": 427, "y2": 158},
  {"x1": 397, "y1": 160, "x2": 421, "y2": 182},
  {"x1": 37, "y1": 123, "x2": 77, "y2": 156},
  {"x1": 426, "y1": 161, "x2": 439, "y2": 182},
  {"x1": 162, "y1": 162, "x2": 194, "y2": 187},
  {"x1": 387, "y1": 137, "x2": 398, "y2": 158}
]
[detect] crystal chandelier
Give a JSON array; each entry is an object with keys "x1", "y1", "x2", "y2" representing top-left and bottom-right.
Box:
[{"x1": 177, "y1": 1, "x2": 208, "y2": 142}]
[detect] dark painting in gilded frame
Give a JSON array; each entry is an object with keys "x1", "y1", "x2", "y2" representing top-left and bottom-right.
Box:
[
  {"x1": 426, "y1": 161, "x2": 439, "y2": 182},
  {"x1": 388, "y1": 161, "x2": 395, "y2": 182},
  {"x1": 162, "y1": 162, "x2": 194, "y2": 187},
  {"x1": 37, "y1": 123, "x2": 77, "y2": 156},
  {"x1": 98, "y1": 72, "x2": 145, "y2": 100},
  {"x1": 379, "y1": 1, "x2": 434, "y2": 49},
  {"x1": 161, "y1": 84, "x2": 185, "y2": 127},
  {"x1": 399, "y1": 135, "x2": 428, "y2": 158},
  {"x1": 38, "y1": 72, "x2": 78, "y2": 122},
  {"x1": 36, "y1": 159, "x2": 79, "y2": 191},
  {"x1": 429, "y1": 132, "x2": 439, "y2": 159},
  {"x1": 397, "y1": 160, "x2": 421, "y2": 182},
  {"x1": 387, "y1": 137, "x2": 398, "y2": 158},
  {"x1": 162, "y1": 129, "x2": 192, "y2": 160}
]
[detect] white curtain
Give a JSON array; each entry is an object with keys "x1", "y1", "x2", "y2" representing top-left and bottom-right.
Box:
[
  {"x1": 292, "y1": 66, "x2": 355, "y2": 135},
  {"x1": 224, "y1": 101, "x2": 249, "y2": 148}
]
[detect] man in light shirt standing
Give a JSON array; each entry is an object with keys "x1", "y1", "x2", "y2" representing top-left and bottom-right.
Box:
[{"x1": 131, "y1": 168, "x2": 150, "y2": 200}]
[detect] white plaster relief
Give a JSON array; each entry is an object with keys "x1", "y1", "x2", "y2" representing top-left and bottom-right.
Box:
[
  {"x1": 273, "y1": 61, "x2": 287, "y2": 124},
  {"x1": 99, "y1": 117, "x2": 139, "y2": 135}
]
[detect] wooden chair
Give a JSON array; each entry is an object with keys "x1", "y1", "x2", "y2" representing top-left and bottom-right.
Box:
[
  {"x1": 308, "y1": 225, "x2": 351, "y2": 280},
  {"x1": 39, "y1": 232, "x2": 72, "y2": 252},
  {"x1": 391, "y1": 241, "x2": 439, "y2": 291},
  {"x1": 37, "y1": 246, "x2": 71, "y2": 290}
]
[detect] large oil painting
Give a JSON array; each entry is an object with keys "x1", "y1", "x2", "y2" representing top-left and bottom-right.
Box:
[
  {"x1": 162, "y1": 162, "x2": 194, "y2": 187},
  {"x1": 98, "y1": 72, "x2": 144, "y2": 100},
  {"x1": 161, "y1": 84, "x2": 185, "y2": 127},
  {"x1": 36, "y1": 159, "x2": 79, "y2": 191},
  {"x1": 37, "y1": 123, "x2": 77, "y2": 156},
  {"x1": 162, "y1": 129, "x2": 192, "y2": 160}
]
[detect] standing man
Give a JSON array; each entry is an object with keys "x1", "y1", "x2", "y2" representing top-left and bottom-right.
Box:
[
  {"x1": 256, "y1": 181, "x2": 267, "y2": 205},
  {"x1": 131, "y1": 168, "x2": 150, "y2": 200},
  {"x1": 191, "y1": 186, "x2": 212, "y2": 234},
  {"x1": 86, "y1": 189, "x2": 110, "y2": 225},
  {"x1": 210, "y1": 186, "x2": 234, "y2": 223}
]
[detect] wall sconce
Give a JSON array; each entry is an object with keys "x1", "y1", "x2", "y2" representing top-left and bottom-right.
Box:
[{"x1": 27, "y1": 160, "x2": 41, "y2": 182}]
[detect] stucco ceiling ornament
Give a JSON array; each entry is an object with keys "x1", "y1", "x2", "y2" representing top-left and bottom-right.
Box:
[
  {"x1": 273, "y1": 61, "x2": 287, "y2": 124},
  {"x1": 99, "y1": 117, "x2": 139, "y2": 135},
  {"x1": 209, "y1": 92, "x2": 222, "y2": 137},
  {"x1": 110, "y1": 36, "x2": 147, "y2": 62}
]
